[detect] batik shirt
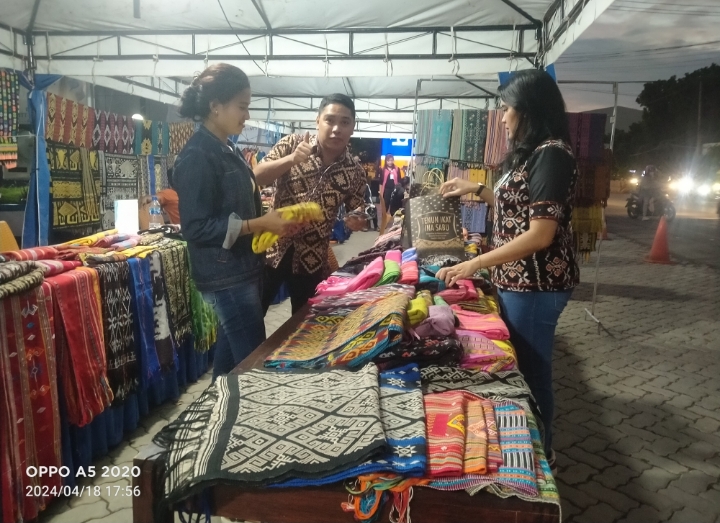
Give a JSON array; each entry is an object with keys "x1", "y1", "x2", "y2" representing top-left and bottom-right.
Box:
[
  {"x1": 262, "y1": 134, "x2": 367, "y2": 275},
  {"x1": 491, "y1": 140, "x2": 580, "y2": 291}
]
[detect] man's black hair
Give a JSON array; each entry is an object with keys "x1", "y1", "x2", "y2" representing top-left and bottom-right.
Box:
[{"x1": 318, "y1": 93, "x2": 356, "y2": 119}]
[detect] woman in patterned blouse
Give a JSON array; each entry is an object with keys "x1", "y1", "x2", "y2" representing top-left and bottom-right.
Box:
[{"x1": 437, "y1": 70, "x2": 579, "y2": 468}]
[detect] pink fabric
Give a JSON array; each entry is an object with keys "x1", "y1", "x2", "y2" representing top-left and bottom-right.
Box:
[
  {"x1": 315, "y1": 276, "x2": 351, "y2": 294},
  {"x1": 37, "y1": 260, "x2": 81, "y2": 276},
  {"x1": 399, "y1": 261, "x2": 418, "y2": 285},
  {"x1": 450, "y1": 306, "x2": 510, "y2": 340},
  {"x1": 437, "y1": 279, "x2": 478, "y2": 304},
  {"x1": 312, "y1": 256, "x2": 385, "y2": 298},
  {"x1": 385, "y1": 250, "x2": 402, "y2": 264},
  {"x1": 457, "y1": 329, "x2": 517, "y2": 372},
  {"x1": 93, "y1": 233, "x2": 133, "y2": 248}
]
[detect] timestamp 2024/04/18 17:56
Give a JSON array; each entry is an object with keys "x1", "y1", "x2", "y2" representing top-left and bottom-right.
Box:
[{"x1": 25, "y1": 464, "x2": 143, "y2": 499}]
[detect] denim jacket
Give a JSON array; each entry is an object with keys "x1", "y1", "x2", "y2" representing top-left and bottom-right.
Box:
[{"x1": 174, "y1": 126, "x2": 263, "y2": 292}]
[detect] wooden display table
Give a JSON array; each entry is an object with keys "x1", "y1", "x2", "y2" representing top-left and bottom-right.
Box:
[{"x1": 132, "y1": 306, "x2": 560, "y2": 523}]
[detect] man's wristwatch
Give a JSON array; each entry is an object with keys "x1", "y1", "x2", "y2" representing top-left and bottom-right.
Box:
[{"x1": 475, "y1": 183, "x2": 486, "y2": 196}]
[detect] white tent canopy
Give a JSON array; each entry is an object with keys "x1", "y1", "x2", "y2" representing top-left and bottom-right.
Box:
[{"x1": 1, "y1": 0, "x2": 615, "y2": 135}]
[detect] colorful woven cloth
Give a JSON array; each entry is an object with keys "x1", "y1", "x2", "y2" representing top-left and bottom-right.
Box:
[
  {"x1": 0, "y1": 70, "x2": 19, "y2": 138},
  {"x1": 92, "y1": 110, "x2": 136, "y2": 154},
  {"x1": 449, "y1": 110, "x2": 488, "y2": 163},
  {"x1": 457, "y1": 329, "x2": 517, "y2": 373},
  {"x1": 421, "y1": 367, "x2": 535, "y2": 406},
  {"x1": 483, "y1": 398, "x2": 503, "y2": 473},
  {"x1": 492, "y1": 400, "x2": 537, "y2": 496},
  {"x1": 110, "y1": 236, "x2": 141, "y2": 251},
  {"x1": 169, "y1": 122, "x2": 195, "y2": 154},
  {"x1": 99, "y1": 152, "x2": 141, "y2": 229},
  {"x1": 416, "y1": 110, "x2": 453, "y2": 158},
  {"x1": 184, "y1": 243, "x2": 217, "y2": 352},
  {"x1": 46, "y1": 94, "x2": 95, "y2": 148},
  {"x1": 437, "y1": 279, "x2": 478, "y2": 304},
  {"x1": 375, "y1": 259, "x2": 401, "y2": 286},
  {"x1": 0, "y1": 262, "x2": 46, "y2": 299},
  {"x1": 455, "y1": 295, "x2": 499, "y2": 315},
  {"x1": 450, "y1": 307, "x2": 510, "y2": 340},
  {"x1": 434, "y1": 295, "x2": 449, "y2": 306},
  {"x1": 154, "y1": 365, "x2": 387, "y2": 503},
  {"x1": 37, "y1": 260, "x2": 81, "y2": 276},
  {"x1": 310, "y1": 284, "x2": 415, "y2": 311},
  {"x1": 398, "y1": 261, "x2": 418, "y2": 285},
  {"x1": 138, "y1": 155, "x2": 170, "y2": 197},
  {"x1": 314, "y1": 256, "x2": 385, "y2": 298},
  {"x1": 127, "y1": 257, "x2": 161, "y2": 388},
  {"x1": 80, "y1": 251, "x2": 129, "y2": 265},
  {"x1": 401, "y1": 248, "x2": 417, "y2": 264},
  {"x1": 134, "y1": 120, "x2": 170, "y2": 156},
  {"x1": 48, "y1": 143, "x2": 102, "y2": 230},
  {"x1": 464, "y1": 398, "x2": 488, "y2": 474},
  {"x1": 373, "y1": 336, "x2": 464, "y2": 371},
  {"x1": 0, "y1": 285, "x2": 63, "y2": 521},
  {"x1": 266, "y1": 292, "x2": 409, "y2": 369},
  {"x1": 414, "y1": 305, "x2": 456, "y2": 338},
  {"x1": 48, "y1": 270, "x2": 113, "y2": 426},
  {"x1": 424, "y1": 391, "x2": 466, "y2": 477},
  {"x1": 93, "y1": 233, "x2": 133, "y2": 248},
  {"x1": 484, "y1": 109, "x2": 509, "y2": 167},
  {"x1": 60, "y1": 229, "x2": 118, "y2": 247},
  {"x1": 1, "y1": 246, "x2": 58, "y2": 261}
]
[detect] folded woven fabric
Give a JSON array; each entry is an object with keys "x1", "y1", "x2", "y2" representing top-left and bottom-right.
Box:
[
  {"x1": 414, "y1": 305, "x2": 456, "y2": 338},
  {"x1": 37, "y1": 260, "x2": 81, "y2": 276},
  {"x1": 450, "y1": 307, "x2": 510, "y2": 340},
  {"x1": 425, "y1": 391, "x2": 466, "y2": 478},
  {"x1": 59, "y1": 229, "x2": 118, "y2": 247},
  {"x1": 464, "y1": 398, "x2": 488, "y2": 475},
  {"x1": 374, "y1": 259, "x2": 401, "y2": 286},
  {"x1": 457, "y1": 329, "x2": 517, "y2": 373},
  {"x1": 407, "y1": 295, "x2": 429, "y2": 326},
  {"x1": 385, "y1": 250, "x2": 402, "y2": 264},
  {"x1": 401, "y1": 247, "x2": 417, "y2": 264},
  {"x1": 398, "y1": 261, "x2": 418, "y2": 285},
  {"x1": 315, "y1": 275, "x2": 352, "y2": 294},
  {"x1": 93, "y1": 233, "x2": 133, "y2": 248},
  {"x1": 417, "y1": 289, "x2": 433, "y2": 307},
  {"x1": 417, "y1": 267, "x2": 446, "y2": 293},
  {"x1": 253, "y1": 202, "x2": 323, "y2": 253},
  {"x1": 1, "y1": 246, "x2": 58, "y2": 261},
  {"x1": 314, "y1": 256, "x2": 384, "y2": 297},
  {"x1": 433, "y1": 295, "x2": 449, "y2": 306},
  {"x1": 374, "y1": 336, "x2": 464, "y2": 370},
  {"x1": 455, "y1": 295, "x2": 499, "y2": 315},
  {"x1": 0, "y1": 262, "x2": 46, "y2": 299},
  {"x1": 310, "y1": 284, "x2": 415, "y2": 309},
  {"x1": 110, "y1": 236, "x2": 141, "y2": 251},
  {"x1": 437, "y1": 279, "x2": 478, "y2": 304}
]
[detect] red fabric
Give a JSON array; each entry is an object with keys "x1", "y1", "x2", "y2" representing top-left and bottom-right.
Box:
[
  {"x1": 37, "y1": 260, "x2": 81, "y2": 276},
  {"x1": 424, "y1": 391, "x2": 466, "y2": 478},
  {"x1": 1, "y1": 246, "x2": 58, "y2": 261},
  {"x1": 48, "y1": 270, "x2": 112, "y2": 426},
  {"x1": 0, "y1": 285, "x2": 63, "y2": 521}
]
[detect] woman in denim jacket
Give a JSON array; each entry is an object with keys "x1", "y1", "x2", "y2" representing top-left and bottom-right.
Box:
[{"x1": 174, "y1": 64, "x2": 294, "y2": 379}]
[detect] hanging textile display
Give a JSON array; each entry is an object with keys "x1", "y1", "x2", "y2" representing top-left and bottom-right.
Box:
[
  {"x1": 93, "y1": 261, "x2": 139, "y2": 403},
  {"x1": 48, "y1": 269, "x2": 113, "y2": 427},
  {"x1": 99, "y1": 152, "x2": 141, "y2": 230},
  {"x1": 138, "y1": 155, "x2": 169, "y2": 197},
  {"x1": 158, "y1": 243, "x2": 193, "y2": 346},
  {"x1": 484, "y1": 109, "x2": 508, "y2": 168},
  {"x1": 149, "y1": 251, "x2": 176, "y2": 371},
  {"x1": 154, "y1": 364, "x2": 386, "y2": 504},
  {"x1": 0, "y1": 69, "x2": 19, "y2": 139},
  {"x1": 45, "y1": 93, "x2": 95, "y2": 148},
  {"x1": 168, "y1": 121, "x2": 195, "y2": 154},
  {"x1": 48, "y1": 143, "x2": 102, "y2": 230},
  {"x1": 127, "y1": 256, "x2": 161, "y2": 388},
  {"x1": 567, "y1": 113, "x2": 606, "y2": 162},
  {"x1": 416, "y1": 110, "x2": 453, "y2": 158},
  {"x1": 449, "y1": 110, "x2": 488, "y2": 163},
  {"x1": 92, "y1": 110, "x2": 136, "y2": 154},
  {"x1": 572, "y1": 203, "x2": 603, "y2": 263},
  {"x1": 0, "y1": 285, "x2": 63, "y2": 522},
  {"x1": 134, "y1": 120, "x2": 171, "y2": 156}
]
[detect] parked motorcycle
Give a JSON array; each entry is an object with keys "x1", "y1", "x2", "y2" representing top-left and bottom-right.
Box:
[{"x1": 626, "y1": 192, "x2": 676, "y2": 221}]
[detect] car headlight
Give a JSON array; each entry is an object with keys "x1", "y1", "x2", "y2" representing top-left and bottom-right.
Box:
[
  {"x1": 629, "y1": 178, "x2": 638, "y2": 185},
  {"x1": 697, "y1": 184, "x2": 711, "y2": 196},
  {"x1": 678, "y1": 177, "x2": 694, "y2": 194}
]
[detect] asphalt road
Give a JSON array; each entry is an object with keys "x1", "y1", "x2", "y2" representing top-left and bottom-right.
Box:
[{"x1": 605, "y1": 192, "x2": 720, "y2": 269}]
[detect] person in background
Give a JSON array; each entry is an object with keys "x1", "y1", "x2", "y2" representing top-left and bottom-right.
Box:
[
  {"x1": 436, "y1": 70, "x2": 579, "y2": 471},
  {"x1": 389, "y1": 175, "x2": 410, "y2": 217},
  {"x1": 640, "y1": 165, "x2": 661, "y2": 221},
  {"x1": 174, "y1": 63, "x2": 296, "y2": 379},
  {"x1": 378, "y1": 153, "x2": 401, "y2": 235},
  {"x1": 140, "y1": 167, "x2": 181, "y2": 225},
  {"x1": 254, "y1": 93, "x2": 367, "y2": 314}
]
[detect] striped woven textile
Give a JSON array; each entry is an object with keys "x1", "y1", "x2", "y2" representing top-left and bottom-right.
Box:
[
  {"x1": 464, "y1": 398, "x2": 488, "y2": 474},
  {"x1": 424, "y1": 391, "x2": 466, "y2": 478},
  {"x1": 483, "y1": 109, "x2": 508, "y2": 167}
]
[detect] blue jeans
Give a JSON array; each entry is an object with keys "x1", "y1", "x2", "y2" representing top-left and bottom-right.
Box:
[
  {"x1": 202, "y1": 280, "x2": 266, "y2": 381},
  {"x1": 496, "y1": 288, "x2": 573, "y2": 455}
]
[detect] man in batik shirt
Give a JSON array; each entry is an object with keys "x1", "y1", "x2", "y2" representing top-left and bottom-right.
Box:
[{"x1": 255, "y1": 93, "x2": 367, "y2": 314}]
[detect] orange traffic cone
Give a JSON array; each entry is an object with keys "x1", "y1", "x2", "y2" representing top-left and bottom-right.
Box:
[{"x1": 644, "y1": 216, "x2": 674, "y2": 264}]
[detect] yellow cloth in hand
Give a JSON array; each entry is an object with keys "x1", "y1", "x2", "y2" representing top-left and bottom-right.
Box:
[
  {"x1": 252, "y1": 203, "x2": 323, "y2": 253},
  {"x1": 407, "y1": 296, "x2": 429, "y2": 326}
]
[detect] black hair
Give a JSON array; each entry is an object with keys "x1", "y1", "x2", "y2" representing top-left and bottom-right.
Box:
[
  {"x1": 167, "y1": 166, "x2": 174, "y2": 189},
  {"x1": 498, "y1": 69, "x2": 570, "y2": 172},
  {"x1": 178, "y1": 63, "x2": 251, "y2": 121},
  {"x1": 318, "y1": 93, "x2": 356, "y2": 119}
]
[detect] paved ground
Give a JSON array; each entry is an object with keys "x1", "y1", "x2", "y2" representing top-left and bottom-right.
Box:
[{"x1": 39, "y1": 223, "x2": 720, "y2": 523}]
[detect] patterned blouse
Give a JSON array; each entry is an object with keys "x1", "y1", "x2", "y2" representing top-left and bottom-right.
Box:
[
  {"x1": 491, "y1": 140, "x2": 580, "y2": 292},
  {"x1": 262, "y1": 134, "x2": 367, "y2": 275}
]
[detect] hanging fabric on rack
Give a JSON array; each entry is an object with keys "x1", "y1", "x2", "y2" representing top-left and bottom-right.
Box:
[
  {"x1": 48, "y1": 143, "x2": 102, "y2": 230},
  {"x1": 460, "y1": 110, "x2": 488, "y2": 163},
  {"x1": 567, "y1": 113, "x2": 606, "y2": 162},
  {"x1": 168, "y1": 122, "x2": 195, "y2": 154},
  {"x1": 0, "y1": 70, "x2": 19, "y2": 139},
  {"x1": 484, "y1": 109, "x2": 508, "y2": 168},
  {"x1": 99, "y1": 152, "x2": 141, "y2": 230},
  {"x1": 449, "y1": 109, "x2": 463, "y2": 160},
  {"x1": 572, "y1": 204, "x2": 603, "y2": 263},
  {"x1": 92, "y1": 110, "x2": 136, "y2": 154},
  {"x1": 416, "y1": 110, "x2": 453, "y2": 158},
  {"x1": 45, "y1": 93, "x2": 95, "y2": 149}
]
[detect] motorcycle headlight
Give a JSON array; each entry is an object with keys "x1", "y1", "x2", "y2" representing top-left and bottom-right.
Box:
[
  {"x1": 678, "y1": 177, "x2": 694, "y2": 194},
  {"x1": 697, "y1": 184, "x2": 711, "y2": 196},
  {"x1": 629, "y1": 178, "x2": 638, "y2": 185}
]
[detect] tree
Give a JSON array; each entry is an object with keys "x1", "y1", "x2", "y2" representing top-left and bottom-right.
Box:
[{"x1": 613, "y1": 64, "x2": 720, "y2": 178}]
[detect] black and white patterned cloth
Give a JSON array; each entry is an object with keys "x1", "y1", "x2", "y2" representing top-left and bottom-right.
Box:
[{"x1": 155, "y1": 364, "x2": 387, "y2": 503}]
